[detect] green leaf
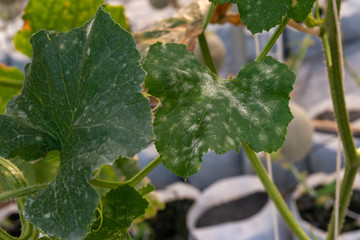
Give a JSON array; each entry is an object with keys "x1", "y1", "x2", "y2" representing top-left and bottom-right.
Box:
[
  {"x1": 209, "y1": 0, "x2": 315, "y2": 33},
  {"x1": 95, "y1": 157, "x2": 163, "y2": 220},
  {"x1": 138, "y1": 183, "x2": 155, "y2": 196},
  {"x1": 14, "y1": 0, "x2": 130, "y2": 57},
  {"x1": 144, "y1": 43, "x2": 294, "y2": 178},
  {"x1": 0, "y1": 8, "x2": 153, "y2": 239},
  {"x1": 0, "y1": 65, "x2": 23, "y2": 113},
  {"x1": 85, "y1": 185, "x2": 148, "y2": 240},
  {"x1": 288, "y1": 0, "x2": 317, "y2": 21}
]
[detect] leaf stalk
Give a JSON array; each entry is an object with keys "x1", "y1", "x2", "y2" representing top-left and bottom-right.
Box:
[
  {"x1": 242, "y1": 144, "x2": 310, "y2": 240},
  {"x1": 255, "y1": 16, "x2": 290, "y2": 62},
  {"x1": 90, "y1": 155, "x2": 162, "y2": 188}
]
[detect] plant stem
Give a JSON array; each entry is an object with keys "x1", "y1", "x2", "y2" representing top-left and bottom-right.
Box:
[
  {"x1": 0, "y1": 183, "x2": 49, "y2": 203},
  {"x1": 91, "y1": 156, "x2": 162, "y2": 188},
  {"x1": 243, "y1": 144, "x2": 310, "y2": 240},
  {"x1": 197, "y1": 3, "x2": 217, "y2": 75},
  {"x1": 321, "y1": 0, "x2": 360, "y2": 238},
  {"x1": 198, "y1": 32, "x2": 218, "y2": 75},
  {"x1": 203, "y1": 3, "x2": 215, "y2": 31},
  {"x1": 0, "y1": 157, "x2": 39, "y2": 239},
  {"x1": 255, "y1": 16, "x2": 290, "y2": 62},
  {"x1": 0, "y1": 78, "x2": 23, "y2": 89},
  {"x1": 128, "y1": 155, "x2": 161, "y2": 187},
  {"x1": 288, "y1": 19, "x2": 320, "y2": 37}
]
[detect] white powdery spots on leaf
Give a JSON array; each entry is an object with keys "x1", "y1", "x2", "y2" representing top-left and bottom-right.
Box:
[
  {"x1": 220, "y1": 87, "x2": 249, "y2": 117},
  {"x1": 263, "y1": 66, "x2": 276, "y2": 80},
  {"x1": 60, "y1": 44, "x2": 65, "y2": 50},
  {"x1": 87, "y1": 48, "x2": 91, "y2": 56},
  {"x1": 200, "y1": 73, "x2": 217, "y2": 97},
  {"x1": 65, "y1": 70, "x2": 70, "y2": 75},
  {"x1": 18, "y1": 110, "x2": 27, "y2": 118},
  {"x1": 43, "y1": 213, "x2": 52, "y2": 219},
  {"x1": 226, "y1": 136, "x2": 235, "y2": 146},
  {"x1": 275, "y1": 126, "x2": 283, "y2": 135},
  {"x1": 35, "y1": 136, "x2": 42, "y2": 141},
  {"x1": 188, "y1": 124, "x2": 199, "y2": 132},
  {"x1": 86, "y1": 19, "x2": 94, "y2": 38},
  {"x1": 258, "y1": 132, "x2": 267, "y2": 142}
]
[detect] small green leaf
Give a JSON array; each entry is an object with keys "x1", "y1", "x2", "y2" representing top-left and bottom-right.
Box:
[
  {"x1": 138, "y1": 183, "x2": 155, "y2": 196},
  {"x1": 0, "y1": 8, "x2": 153, "y2": 239},
  {"x1": 0, "y1": 65, "x2": 23, "y2": 113},
  {"x1": 85, "y1": 185, "x2": 148, "y2": 240},
  {"x1": 209, "y1": 0, "x2": 316, "y2": 33},
  {"x1": 144, "y1": 43, "x2": 294, "y2": 178}
]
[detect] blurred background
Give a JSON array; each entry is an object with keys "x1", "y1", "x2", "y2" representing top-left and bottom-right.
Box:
[{"x1": 1, "y1": 0, "x2": 360, "y2": 239}]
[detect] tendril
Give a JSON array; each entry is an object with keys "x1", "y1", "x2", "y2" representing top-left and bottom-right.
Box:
[{"x1": 92, "y1": 199, "x2": 103, "y2": 232}]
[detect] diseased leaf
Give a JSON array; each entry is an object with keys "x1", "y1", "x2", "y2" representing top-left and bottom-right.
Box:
[
  {"x1": 144, "y1": 43, "x2": 294, "y2": 178},
  {"x1": 209, "y1": 0, "x2": 315, "y2": 33},
  {"x1": 288, "y1": 0, "x2": 317, "y2": 21},
  {"x1": 85, "y1": 185, "x2": 148, "y2": 240},
  {"x1": 14, "y1": 0, "x2": 130, "y2": 57},
  {"x1": 0, "y1": 65, "x2": 23, "y2": 113},
  {"x1": 134, "y1": 0, "x2": 211, "y2": 57},
  {"x1": 0, "y1": 8, "x2": 153, "y2": 239}
]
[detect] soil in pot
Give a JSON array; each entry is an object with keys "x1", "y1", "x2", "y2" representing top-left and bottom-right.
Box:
[
  {"x1": 195, "y1": 192, "x2": 268, "y2": 228},
  {"x1": 0, "y1": 213, "x2": 21, "y2": 237},
  {"x1": 146, "y1": 199, "x2": 194, "y2": 240},
  {"x1": 297, "y1": 188, "x2": 360, "y2": 233}
]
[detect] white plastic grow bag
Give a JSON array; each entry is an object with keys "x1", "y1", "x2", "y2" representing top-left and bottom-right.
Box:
[{"x1": 187, "y1": 175, "x2": 290, "y2": 240}]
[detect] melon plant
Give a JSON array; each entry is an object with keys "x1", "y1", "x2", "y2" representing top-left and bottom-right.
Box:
[{"x1": 0, "y1": 0, "x2": 359, "y2": 240}]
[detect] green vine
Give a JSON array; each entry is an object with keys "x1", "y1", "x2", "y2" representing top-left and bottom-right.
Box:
[
  {"x1": 0, "y1": 157, "x2": 39, "y2": 240},
  {"x1": 90, "y1": 156, "x2": 162, "y2": 188},
  {"x1": 320, "y1": 0, "x2": 360, "y2": 238}
]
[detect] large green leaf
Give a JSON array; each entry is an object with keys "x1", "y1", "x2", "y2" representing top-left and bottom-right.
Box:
[
  {"x1": 85, "y1": 185, "x2": 148, "y2": 240},
  {"x1": 0, "y1": 65, "x2": 23, "y2": 113},
  {"x1": 0, "y1": 8, "x2": 153, "y2": 239},
  {"x1": 144, "y1": 43, "x2": 294, "y2": 178},
  {"x1": 14, "y1": 0, "x2": 129, "y2": 57},
  {"x1": 210, "y1": 0, "x2": 316, "y2": 33}
]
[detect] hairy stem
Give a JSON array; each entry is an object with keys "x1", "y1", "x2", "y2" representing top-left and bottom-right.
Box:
[
  {"x1": 198, "y1": 32, "x2": 218, "y2": 75},
  {"x1": 203, "y1": 3, "x2": 215, "y2": 31},
  {"x1": 255, "y1": 16, "x2": 290, "y2": 62},
  {"x1": 0, "y1": 157, "x2": 39, "y2": 239},
  {"x1": 321, "y1": 0, "x2": 359, "y2": 238},
  {"x1": 197, "y1": 3, "x2": 217, "y2": 75},
  {"x1": 91, "y1": 156, "x2": 162, "y2": 188},
  {"x1": 0, "y1": 183, "x2": 49, "y2": 203},
  {"x1": 243, "y1": 144, "x2": 310, "y2": 240}
]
